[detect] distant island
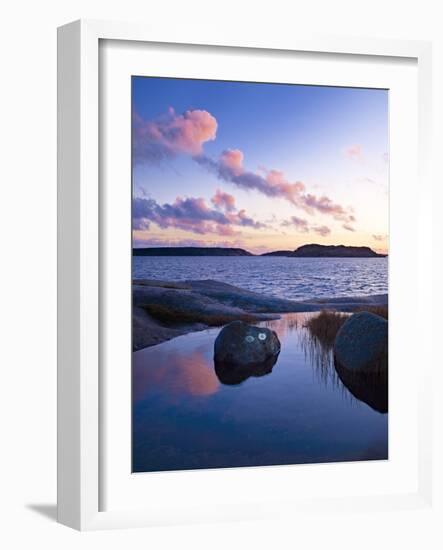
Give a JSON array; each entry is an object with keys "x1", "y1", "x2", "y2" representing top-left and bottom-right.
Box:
[
  {"x1": 262, "y1": 244, "x2": 387, "y2": 258},
  {"x1": 133, "y1": 244, "x2": 386, "y2": 258},
  {"x1": 133, "y1": 246, "x2": 253, "y2": 257}
]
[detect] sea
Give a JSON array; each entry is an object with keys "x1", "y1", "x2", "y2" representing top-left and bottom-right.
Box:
[
  {"x1": 132, "y1": 255, "x2": 388, "y2": 301},
  {"x1": 132, "y1": 255, "x2": 388, "y2": 472}
]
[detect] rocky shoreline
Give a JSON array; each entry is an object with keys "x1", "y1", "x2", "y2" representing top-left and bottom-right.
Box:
[{"x1": 133, "y1": 278, "x2": 388, "y2": 351}]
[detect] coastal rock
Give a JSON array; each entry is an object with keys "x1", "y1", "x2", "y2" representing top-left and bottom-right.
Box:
[
  {"x1": 334, "y1": 312, "x2": 388, "y2": 373},
  {"x1": 132, "y1": 278, "x2": 388, "y2": 351},
  {"x1": 214, "y1": 321, "x2": 281, "y2": 368}
]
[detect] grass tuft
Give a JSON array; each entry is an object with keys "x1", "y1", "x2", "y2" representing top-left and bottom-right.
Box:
[
  {"x1": 353, "y1": 305, "x2": 388, "y2": 319},
  {"x1": 305, "y1": 305, "x2": 388, "y2": 348},
  {"x1": 305, "y1": 310, "x2": 348, "y2": 348}
]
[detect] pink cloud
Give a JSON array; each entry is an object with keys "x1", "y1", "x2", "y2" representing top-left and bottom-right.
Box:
[
  {"x1": 228, "y1": 209, "x2": 266, "y2": 229},
  {"x1": 372, "y1": 234, "x2": 386, "y2": 241},
  {"x1": 281, "y1": 216, "x2": 332, "y2": 237},
  {"x1": 265, "y1": 170, "x2": 307, "y2": 205},
  {"x1": 219, "y1": 149, "x2": 244, "y2": 176},
  {"x1": 133, "y1": 194, "x2": 265, "y2": 237},
  {"x1": 312, "y1": 225, "x2": 331, "y2": 237},
  {"x1": 342, "y1": 223, "x2": 355, "y2": 232},
  {"x1": 195, "y1": 149, "x2": 355, "y2": 226},
  {"x1": 133, "y1": 108, "x2": 217, "y2": 162},
  {"x1": 132, "y1": 107, "x2": 356, "y2": 229},
  {"x1": 209, "y1": 190, "x2": 265, "y2": 229},
  {"x1": 211, "y1": 189, "x2": 236, "y2": 212},
  {"x1": 344, "y1": 144, "x2": 362, "y2": 160},
  {"x1": 302, "y1": 194, "x2": 355, "y2": 223},
  {"x1": 281, "y1": 216, "x2": 310, "y2": 233}
]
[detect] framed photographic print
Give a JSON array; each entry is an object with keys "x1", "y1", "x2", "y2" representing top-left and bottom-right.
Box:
[
  {"x1": 131, "y1": 75, "x2": 390, "y2": 473},
  {"x1": 57, "y1": 20, "x2": 434, "y2": 530}
]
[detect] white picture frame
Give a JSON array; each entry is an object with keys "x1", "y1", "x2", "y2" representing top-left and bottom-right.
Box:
[{"x1": 57, "y1": 19, "x2": 433, "y2": 531}]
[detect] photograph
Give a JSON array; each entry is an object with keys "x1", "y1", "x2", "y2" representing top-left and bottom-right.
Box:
[
  {"x1": 2, "y1": 0, "x2": 435, "y2": 541},
  {"x1": 131, "y1": 76, "x2": 389, "y2": 473}
]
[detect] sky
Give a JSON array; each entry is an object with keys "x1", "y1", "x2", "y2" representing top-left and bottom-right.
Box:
[{"x1": 132, "y1": 77, "x2": 389, "y2": 254}]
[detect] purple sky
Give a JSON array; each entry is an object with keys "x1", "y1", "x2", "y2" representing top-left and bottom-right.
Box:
[{"x1": 132, "y1": 77, "x2": 389, "y2": 254}]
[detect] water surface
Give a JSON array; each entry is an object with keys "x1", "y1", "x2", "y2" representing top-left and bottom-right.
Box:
[
  {"x1": 133, "y1": 313, "x2": 388, "y2": 472},
  {"x1": 133, "y1": 256, "x2": 387, "y2": 301}
]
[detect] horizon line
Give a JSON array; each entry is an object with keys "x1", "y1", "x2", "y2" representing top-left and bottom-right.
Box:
[{"x1": 132, "y1": 243, "x2": 388, "y2": 255}]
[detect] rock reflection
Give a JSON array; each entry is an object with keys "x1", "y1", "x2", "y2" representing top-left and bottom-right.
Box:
[
  {"x1": 133, "y1": 312, "x2": 388, "y2": 412},
  {"x1": 214, "y1": 353, "x2": 279, "y2": 385},
  {"x1": 299, "y1": 312, "x2": 388, "y2": 413},
  {"x1": 334, "y1": 360, "x2": 388, "y2": 413}
]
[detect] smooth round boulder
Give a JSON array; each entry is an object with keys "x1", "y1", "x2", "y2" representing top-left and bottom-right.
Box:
[
  {"x1": 334, "y1": 312, "x2": 388, "y2": 373},
  {"x1": 214, "y1": 320, "x2": 281, "y2": 367}
]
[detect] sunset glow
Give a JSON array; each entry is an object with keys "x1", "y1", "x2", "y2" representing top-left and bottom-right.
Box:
[{"x1": 132, "y1": 78, "x2": 388, "y2": 254}]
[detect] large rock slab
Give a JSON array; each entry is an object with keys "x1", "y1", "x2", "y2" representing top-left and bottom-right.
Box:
[
  {"x1": 334, "y1": 312, "x2": 388, "y2": 373},
  {"x1": 132, "y1": 278, "x2": 388, "y2": 351},
  {"x1": 214, "y1": 321, "x2": 281, "y2": 368}
]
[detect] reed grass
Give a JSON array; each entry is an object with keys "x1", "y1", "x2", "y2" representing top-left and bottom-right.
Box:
[
  {"x1": 305, "y1": 305, "x2": 388, "y2": 347},
  {"x1": 353, "y1": 305, "x2": 388, "y2": 319},
  {"x1": 305, "y1": 310, "x2": 348, "y2": 348}
]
